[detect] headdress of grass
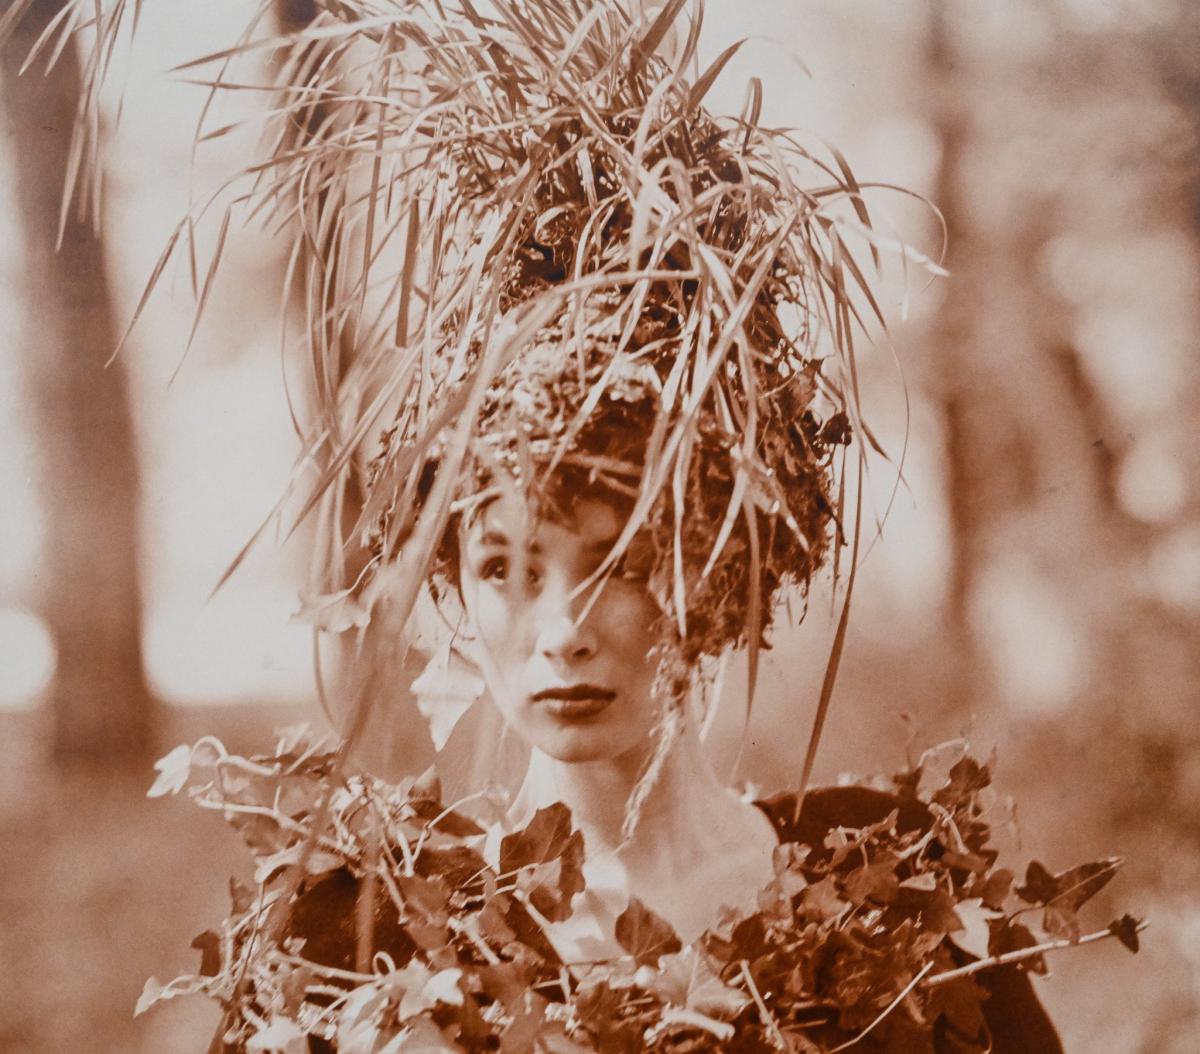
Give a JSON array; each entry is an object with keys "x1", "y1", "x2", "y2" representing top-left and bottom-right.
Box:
[{"x1": 7, "y1": 0, "x2": 931, "y2": 794}]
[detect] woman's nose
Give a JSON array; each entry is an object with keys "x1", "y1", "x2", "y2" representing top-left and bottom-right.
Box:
[{"x1": 535, "y1": 591, "x2": 597, "y2": 664}]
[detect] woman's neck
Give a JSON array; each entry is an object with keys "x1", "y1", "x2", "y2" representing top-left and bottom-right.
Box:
[{"x1": 513, "y1": 718, "x2": 745, "y2": 872}]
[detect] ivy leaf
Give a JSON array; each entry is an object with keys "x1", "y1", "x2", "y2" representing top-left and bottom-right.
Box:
[
  {"x1": 496, "y1": 893, "x2": 563, "y2": 965},
  {"x1": 229, "y1": 877, "x2": 255, "y2": 915},
  {"x1": 280, "y1": 964, "x2": 315, "y2": 1015},
  {"x1": 133, "y1": 974, "x2": 205, "y2": 1017},
  {"x1": 500, "y1": 803, "x2": 575, "y2": 873},
  {"x1": 396, "y1": 874, "x2": 452, "y2": 921},
  {"x1": 575, "y1": 980, "x2": 643, "y2": 1053},
  {"x1": 395, "y1": 960, "x2": 437, "y2": 1019},
  {"x1": 394, "y1": 1016, "x2": 461, "y2": 1052},
  {"x1": 643, "y1": 944, "x2": 747, "y2": 1016},
  {"x1": 134, "y1": 976, "x2": 164, "y2": 1017},
  {"x1": 147, "y1": 744, "x2": 192, "y2": 798},
  {"x1": 974, "y1": 867, "x2": 1013, "y2": 911},
  {"x1": 411, "y1": 766, "x2": 442, "y2": 803},
  {"x1": 253, "y1": 844, "x2": 342, "y2": 884},
  {"x1": 614, "y1": 897, "x2": 682, "y2": 965},
  {"x1": 1015, "y1": 860, "x2": 1058, "y2": 904},
  {"x1": 424, "y1": 968, "x2": 465, "y2": 1007},
  {"x1": 923, "y1": 975, "x2": 988, "y2": 1039},
  {"x1": 534, "y1": 1023, "x2": 594, "y2": 1053},
  {"x1": 190, "y1": 930, "x2": 221, "y2": 977},
  {"x1": 800, "y1": 875, "x2": 850, "y2": 921},
  {"x1": 1052, "y1": 858, "x2": 1122, "y2": 912},
  {"x1": 1043, "y1": 903, "x2": 1082, "y2": 942},
  {"x1": 499, "y1": 991, "x2": 546, "y2": 1053},
  {"x1": 525, "y1": 829, "x2": 585, "y2": 922},
  {"x1": 247, "y1": 1017, "x2": 307, "y2": 1053},
  {"x1": 843, "y1": 856, "x2": 899, "y2": 906},
  {"x1": 1017, "y1": 857, "x2": 1121, "y2": 912},
  {"x1": 922, "y1": 889, "x2": 966, "y2": 934},
  {"x1": 949, "y1": 899, "x2": 993, "y2": 961},
  {"x1": 932, "y1": 756, "x2": 991, "y2": 808},
  {"x1": 1108, "y1": 914, "x2": 1142, "y2": 954},
  {"x1": 408, "y1": 797, "x2": 485, "y2": 838}
]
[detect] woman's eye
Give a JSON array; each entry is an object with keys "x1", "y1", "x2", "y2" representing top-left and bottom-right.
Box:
[
  {"x1": 480, "y1": 556, "x2": 541, "y2": 590},
  {"x1": 481, "y1": 556, "x2": 508, "y2": 583}
]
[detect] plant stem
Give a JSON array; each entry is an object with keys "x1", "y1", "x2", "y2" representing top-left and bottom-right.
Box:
[
  {"x1": 740, "y1": 959, "x2": 787, "y2": 1051},
  {"x1": 923, "y1": 921, "x2": 1148, "y2": 987}
]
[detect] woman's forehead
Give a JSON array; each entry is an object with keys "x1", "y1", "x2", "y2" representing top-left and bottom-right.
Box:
[{"x1": 469, "y1": 490, "x2": 622, "y2": 548}]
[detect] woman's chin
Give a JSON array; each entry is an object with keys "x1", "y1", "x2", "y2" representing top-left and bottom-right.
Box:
[{"x1": 530, "y1": 721, "x2": 640, "y2": 765}]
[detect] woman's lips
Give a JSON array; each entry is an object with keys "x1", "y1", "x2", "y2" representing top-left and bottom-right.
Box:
[{"x1": 532, "y1": 684, "x2": 616, "y2": 720}]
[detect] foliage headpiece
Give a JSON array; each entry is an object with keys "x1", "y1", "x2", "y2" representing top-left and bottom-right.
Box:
[
  {"x1": 5, "y1": 0, "x2": 888, "y2": 687},
  {"x1": 260, "y1": 0, "x2": 883, "y2": 671}
]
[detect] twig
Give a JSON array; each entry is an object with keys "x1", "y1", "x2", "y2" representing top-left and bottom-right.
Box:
[
  {"x1": 923, "y1": 921, "x2": 1148, "y2": 987},
  {"x1": 740, "y1": 959, "x2": 787, "y2": 1051},
  {"x1": 828, "y1": 962, "x2": 933, "y2": 1052},
  {"x1": 277, "y1": 953, "x2": 377, "y2": 984}
]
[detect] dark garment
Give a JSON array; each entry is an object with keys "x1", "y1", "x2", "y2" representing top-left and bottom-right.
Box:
[{"x1": 755, "y1": 785, "x2": 1064, "y2": 1054}]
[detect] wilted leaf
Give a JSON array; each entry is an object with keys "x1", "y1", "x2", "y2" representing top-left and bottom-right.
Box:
[
  {"x1": 424, "y1": 968, "x2": 464, "y2": 1007},
  {"x1": 932, "y1": 756, "x2": 991, "y2": 808},
  {"x1": 134, "y1": 976, "x2": 164, "y2": 1017},
  {"x1": 800, "y1": 876, "x2": 850, "y2": 923},
  {"x1": 190, "y1": 930, "x2": 221, "y2": 977},
  {"x1": 1043, "y1": 903, "x2": 1082, "y2": 942},
  {"x1": 923, "y1": 975, "x2": 987, "y2": 1039},
  {"x1": 1017, "y1": 857, "x2": 1120, "y2": 913},
  {"x1": 1052, "y1": 858, "x2": 1122, "y2": 912},
  {"x1": 949, "y1": 899, "x2": 993, "y2": 961},
  {"x1": 660, "y1": 946, "x2": 750, "y2": 1016},
  {"x1": 614, "y1": 897, "x2": 682, "y2": 965},
  {"x1": 975, "y1": 867, "x2": 1013, "y2": 911},
  {"x1": 500, "y1": 803, "x2": 575, "y2": 872},
  {"x1": 247, "y1": 1016, "x2": 307, "y2": 1053},
  {"x1": 396, "y1": 1017, "x2": 461, "y2": 1052},
  {"x1": 1108, "y1": 914, "x2": 1142, "y2": 954},
  {"x1": 843, "y1": 856, "x2": 899, "y2": 906},
  {"x1": 147, "y1": 744, "x2": 192, "y2": 798},
  {"x1": 1015, "y1": 861, "x2": 1058, "y2": 905}
]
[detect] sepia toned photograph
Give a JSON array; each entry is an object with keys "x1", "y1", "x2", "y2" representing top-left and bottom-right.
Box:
[{"x1": 1, "y1": 1, "x2": 1197, "y2": 1051}]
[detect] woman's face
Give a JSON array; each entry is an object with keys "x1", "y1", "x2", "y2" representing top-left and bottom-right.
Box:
[{"x1": 458, "y1": 489, "x2": 662, "y2": 765}]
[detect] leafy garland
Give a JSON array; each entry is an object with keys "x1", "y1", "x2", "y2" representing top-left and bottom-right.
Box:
[{"x1": 140, "y1": 729, "x2": 1141, "y2": 1052}]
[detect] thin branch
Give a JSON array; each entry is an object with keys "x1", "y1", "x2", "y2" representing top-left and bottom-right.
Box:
[
  {"x1": 740, "y1": 959, "x2": 787, "y2": 1052},
  {"x1": 923, "y1": 921, "x2": 1148, "y2": 988}
]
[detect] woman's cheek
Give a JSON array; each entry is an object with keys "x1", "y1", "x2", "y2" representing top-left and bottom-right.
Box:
[
  {"x1": 604, "y1": 585, "x2": 660, "y2": 646},
  {"x1": 474, "y1": 585, "x2": 538, "y2": 689}
]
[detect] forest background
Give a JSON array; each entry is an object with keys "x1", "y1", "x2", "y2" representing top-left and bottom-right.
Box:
[{"x1": 1, "y1": 0, "x2": 1197, "y2": 1051}]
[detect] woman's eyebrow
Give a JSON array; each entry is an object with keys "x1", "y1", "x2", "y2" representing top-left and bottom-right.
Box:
[{"x1": 478, "y1": 529, "x2": 542, "y2": 554}]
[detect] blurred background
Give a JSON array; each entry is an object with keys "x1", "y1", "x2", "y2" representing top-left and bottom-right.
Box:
[{"x1": 1, "y1": 0, "x2": 1198, "y2": 1050}]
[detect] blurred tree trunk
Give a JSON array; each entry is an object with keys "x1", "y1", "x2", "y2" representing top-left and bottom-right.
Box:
[
  {"x1": 925, "y1": 0, "x2": 983, "y2": 711},
  {"x1": 1, "y1": 1, "x2": 156, "y2": 762}
]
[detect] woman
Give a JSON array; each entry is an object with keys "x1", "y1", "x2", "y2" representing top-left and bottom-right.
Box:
[{"x1": 30, "y1": 0, "x2": 1121, "y2": 1047}]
